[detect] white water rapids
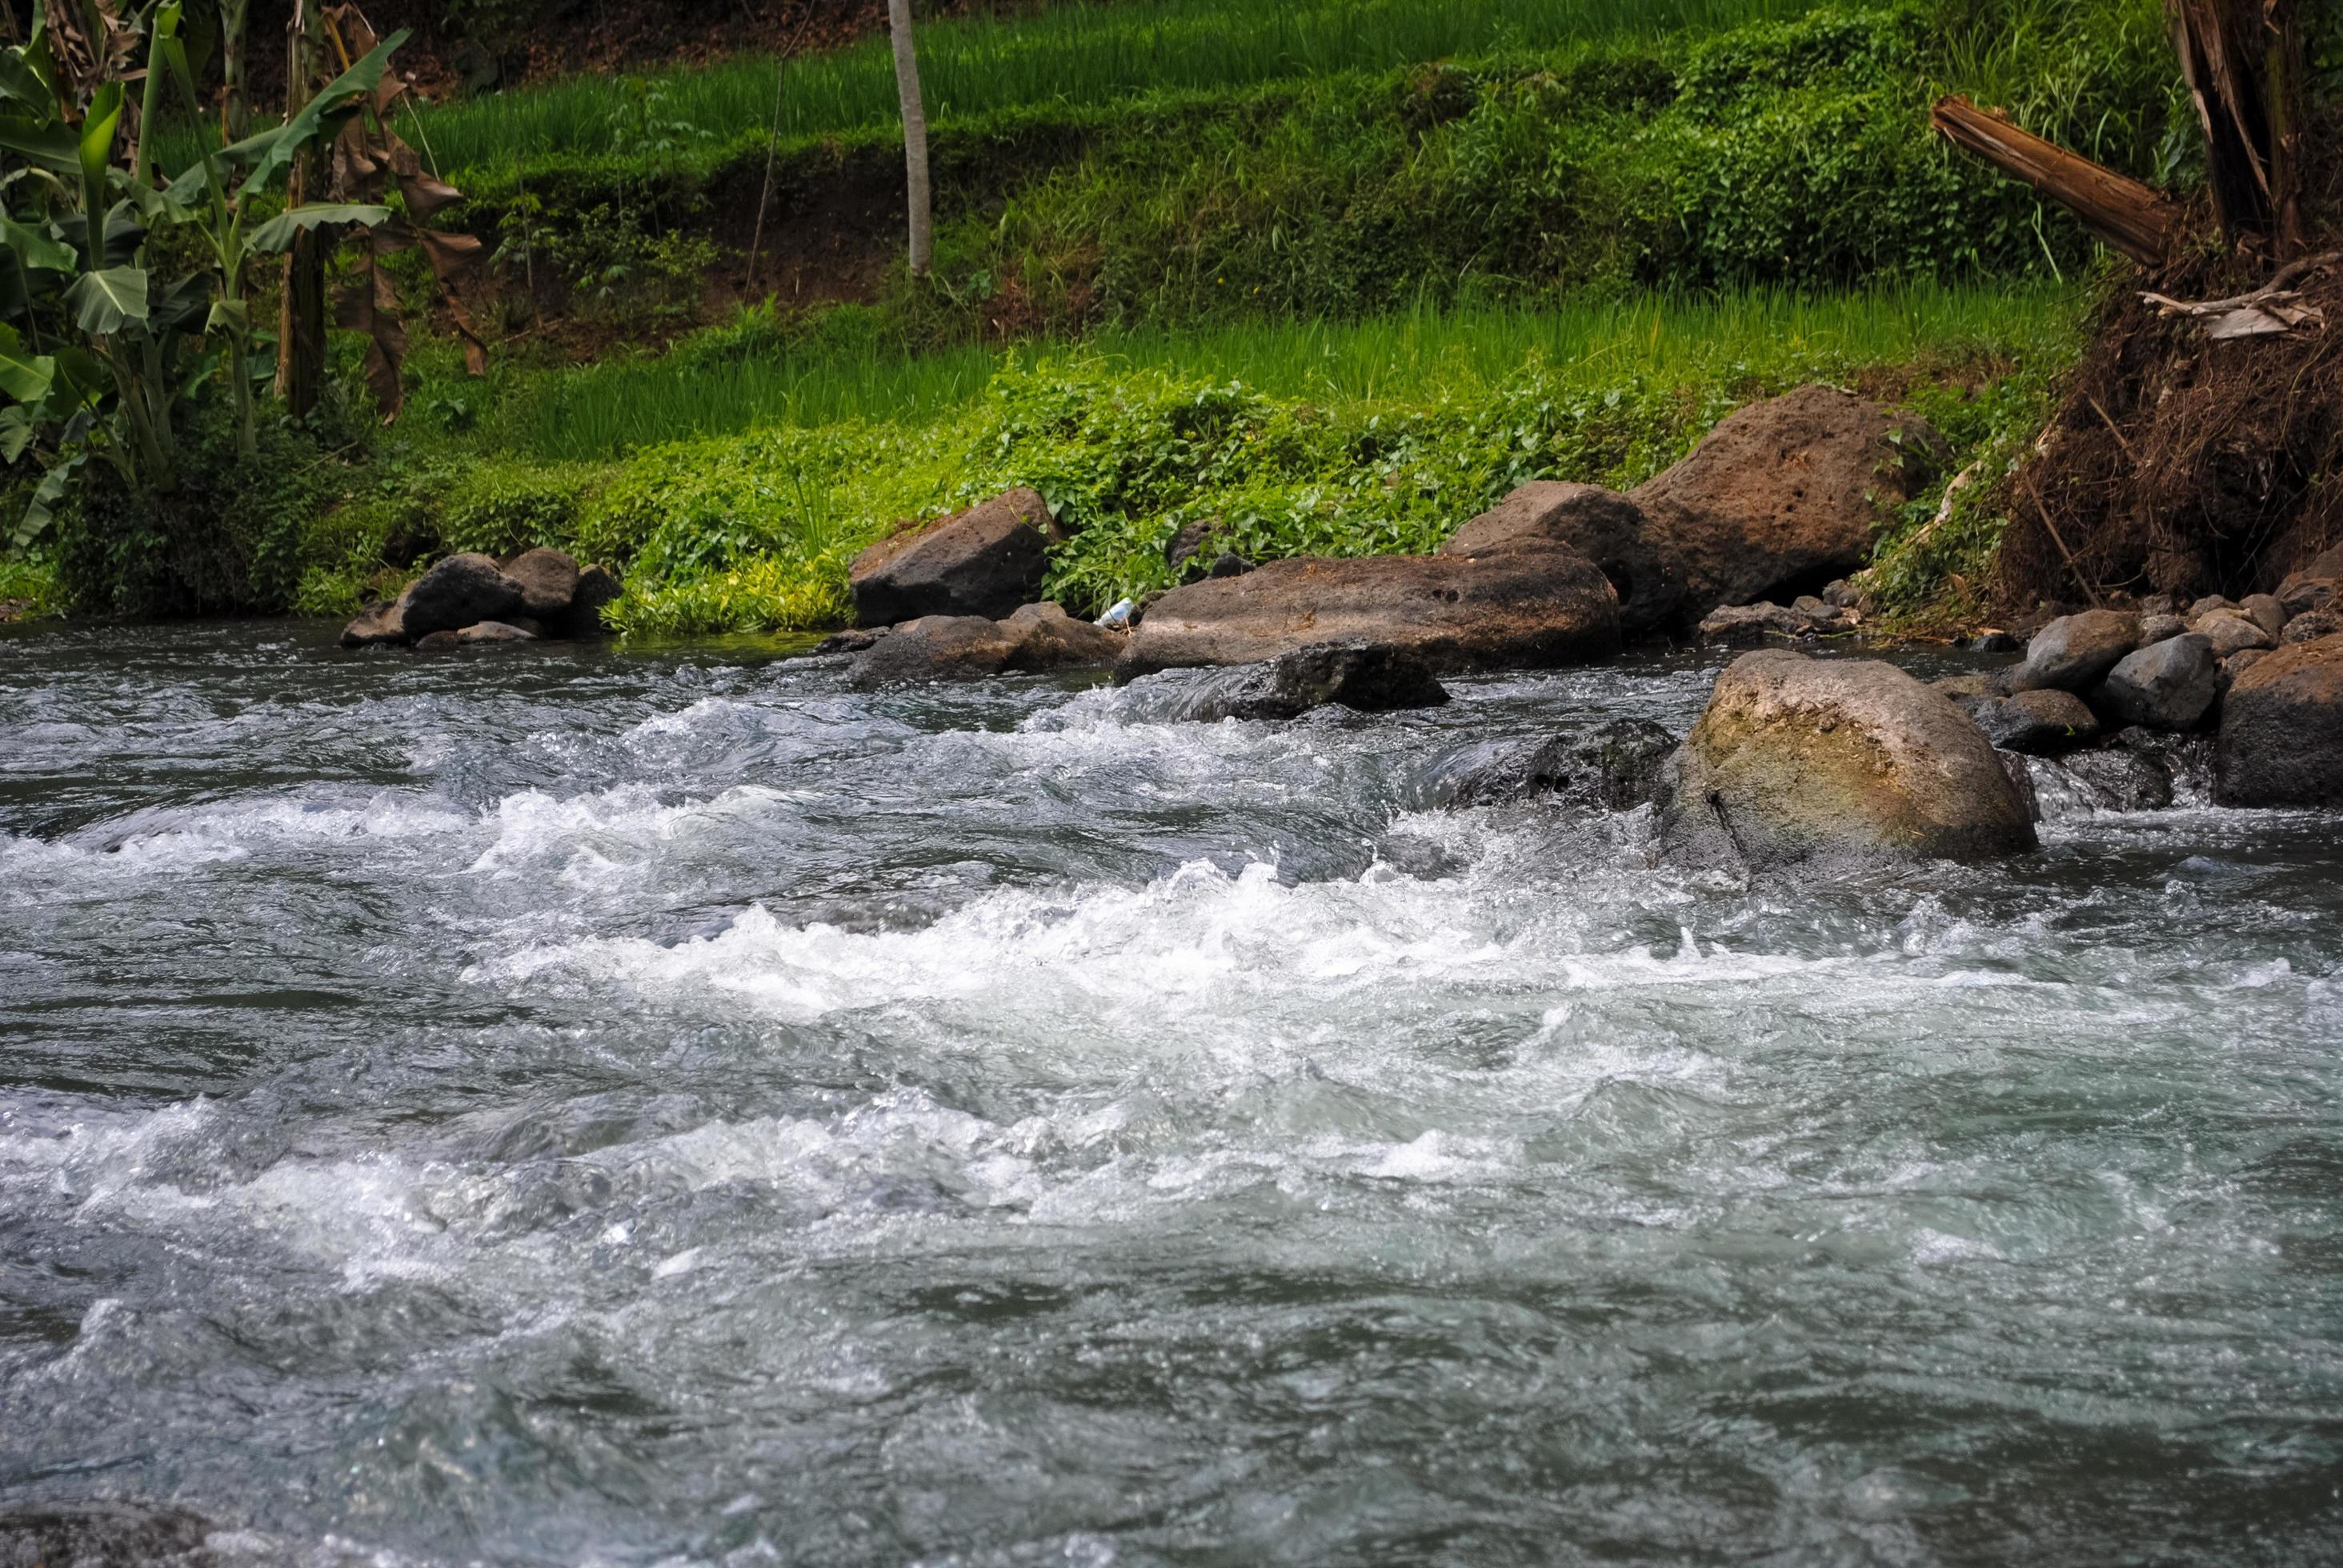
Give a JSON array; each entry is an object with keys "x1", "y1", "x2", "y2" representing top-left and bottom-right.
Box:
[{"x1": 0, "y1": 624, "x2": 2337, "y2": 1566}]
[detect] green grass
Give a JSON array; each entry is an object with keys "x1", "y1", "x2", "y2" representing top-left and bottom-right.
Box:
[
  {"x1": 403, "y1": 0, "x2": 1828, "y2": 176},
  {"x1": 446, "y1": 279, "x2": 2075, "y2": 463},
  {"x1": 315, "y1": 278, "x2": 2078, "y2": 634}
]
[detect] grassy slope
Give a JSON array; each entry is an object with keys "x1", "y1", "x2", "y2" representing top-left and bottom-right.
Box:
[{"x1": 130, "y1": 0, "x2": 2181, "y2": 632}]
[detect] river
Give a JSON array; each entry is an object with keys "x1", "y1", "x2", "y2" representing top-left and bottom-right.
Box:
[{"x1": 1, "y1": 622, "x2": 2337, "y2": 1566}]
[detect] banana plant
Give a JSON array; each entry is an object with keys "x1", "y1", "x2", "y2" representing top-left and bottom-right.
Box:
[{"x1": 0, "y1": 4, "x2": 412, "y2": 544}]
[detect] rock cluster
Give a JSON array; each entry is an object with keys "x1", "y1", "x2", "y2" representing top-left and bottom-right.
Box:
[{"x1": 340, "y1": 549, "x2": 619, "y2": 650}]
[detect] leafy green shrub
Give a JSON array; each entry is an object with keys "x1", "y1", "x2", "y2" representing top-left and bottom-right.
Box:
[
  {"x1": 439, "y1": 462, "x2": 603, "y2": 558},
  {"x1": 54, "y1": 413, "x2": 342, "y2": 618}
]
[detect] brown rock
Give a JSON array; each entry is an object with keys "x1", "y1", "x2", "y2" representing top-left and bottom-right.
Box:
[
  {"x1": 458, "y1": 620, "x2": 537, "y2": 645},
  {"x1": 412, "y1": 630, "x2": 462, "y2": 652},
  {"x1": 2216, "y1": 634, "x2": 2343, "y2": 806},
  {"x1": 2007, "y1": 609, "x2": 2141, "y2": 694},
  {"x1": 503, "y1": 547, "x2": 581, "y2": 620},
  {"x1": 2192, "y1": 610, "x2": 2275, "y2": 658},
  {"x1": 2239, "y1": 593, "x2": 2288, "y2": 638},
  {"x1": 1440, "y1": 482, "x2": 1681, "y2": 638},
  {"x1": 339, "y1": 598, "x2": 407, "y2": 648},
  {"x1": 1115, "y1": 548, "x2": 1620, "y2": 678},
  {"x1": 848, "y1": 487, "x2": 1053, "y2": 626},
  {"x1": 2284, "y1": 607, "x2": 2343, "y2": 645},
  {"x1": 849, "y1": 602, "x2": 1122, "y2": 686},
  {"x1": 1631, "y1": 386, "x2": 1946, "y2": 617},
  {"x1": 1655, "y1": 650, "x2": 2036, "y2": 874}
]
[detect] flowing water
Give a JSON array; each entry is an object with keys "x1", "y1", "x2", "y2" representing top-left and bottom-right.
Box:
[{"x1": 1, "y1": 622, "x2": 2337, "y2": 1566}]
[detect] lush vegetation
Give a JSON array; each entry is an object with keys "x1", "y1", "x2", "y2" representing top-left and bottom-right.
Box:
[
  {"x1": 290, "y1": 278, "x2": 2075, "y2": 634},
  {"x1": 6, "y1": 0, "x2": 2201, "y2": 631}
]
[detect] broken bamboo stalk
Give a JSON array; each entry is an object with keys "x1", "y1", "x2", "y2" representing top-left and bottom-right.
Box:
[{"x1": 1930, "y1": 96, "x2": 2180, "y2": 267}]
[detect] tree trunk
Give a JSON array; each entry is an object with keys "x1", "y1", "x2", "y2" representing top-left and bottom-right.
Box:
[
  {"x1": 221, "y1": 0, "x2": 251, "y2": 141},
  {"x1": 277, "y1": 0, "x2": 326, "y2": 419},
  {"x1": 887, "y1": 0, "x2": 931, "y2": 278},
  {"x1": 2166, "y1": 0, "x2": 2308, "y2": 253},
  {"x1": 1930, "y1": 97, "x2": 2180, "y2": 266}
]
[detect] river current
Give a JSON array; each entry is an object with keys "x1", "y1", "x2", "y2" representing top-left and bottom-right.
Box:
[{"x1": 0, "y1": 622, "x2": 2337, "y2": 1566}]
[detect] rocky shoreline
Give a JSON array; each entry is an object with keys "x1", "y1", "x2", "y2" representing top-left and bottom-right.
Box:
[{"x1": 338, "y1": 382, "x2": 2343, "y2": 868}]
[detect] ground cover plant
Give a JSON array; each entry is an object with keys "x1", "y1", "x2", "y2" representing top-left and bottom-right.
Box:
[{"x1": 294, "y1": 278, "x2": 2076, "y2": 635}]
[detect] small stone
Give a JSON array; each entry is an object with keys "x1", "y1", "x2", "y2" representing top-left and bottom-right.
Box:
[
  {"x1": 2240, "y1": 594, "x2": 2288, "y2": 638},
  {"x1": 1970, "y1": 687, "x2": 2101, "y2": 755},
  {"x1": 2222, "y1": 647, "x2": 2270, "y2": 685},
  {"x1": 814, "y1": 627, "x2": 889, "y2": 655},
  {"x1": 458, "y1": 620, "x2": 537, "y2": 644},
  {"x1": 340, "y1": 598, "x2": 407, "y2": 648},
  {"x1": 2193, "y1": 610, "x2": 2275, "y2": 658},
  {"x1": 2284, "y1": 608, "x2": 2343, "y2": 644},
  {"x1": 1205, "y1": 551, "x2": 1252, "y2": 579},
  {"x1": 413, "y1": 630, "x2": 462, "y2": 652},
  {"x1": 2094, "y1": 633, "x2": 2218, "y2": 730},
  {"x1": 1966, "y1": 630, "x2": 2020, "y2": 653},
  {"x1": 2137, "y1": 594, "x2": 2177, "y2": 617},
  {"x1": 2135, "y1": 613, "x2": 2183, "y2": 647},
  {"x1": 1821, "y1": 578, "x2": 1860, "y2": 609},
  {"x1": 2186, "y1": 594, "x2": 2238, "y2": 622}
]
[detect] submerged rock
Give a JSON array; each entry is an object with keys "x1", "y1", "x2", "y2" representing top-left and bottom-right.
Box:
[
  {"x1": 848, "y1": 602, "x2": 1122, "y2": 686},
  {"x1": 0, "y1": 1502, "x2": 217, "y2": 1567},
  {"x1": 2018, "y1": 745, "x2": 2176, "y2": 817},
  {"x1": 2217, "y1": 633, "x2": 2343, "y2": 806},
  {"x1": 1423, "y1": 718, "x2": 1675, "y2": 810},
  {"x1": 849, "y1": 487, "x2": 1053, "y2": 626},
  {"x1": 1632, "y1": 385, "x2": 1945, "y2": 618},
  {"x1": 458, "y1": 619, "x2": 537, "y2": 645},
  {"x1": 1441, "y1": 481, "x2": 1682, "y2": 638},
  {"x1": 1655, "y1": 650, "x2": 2037, "y2": 875},
  {"x1": 1117, "y1": 548, "x2": 1620, "y2": 678},
  {"x1": 1160, "y1": 640, "x2": 1450, "y2": 722}
]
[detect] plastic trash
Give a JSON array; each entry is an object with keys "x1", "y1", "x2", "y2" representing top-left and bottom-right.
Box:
[{"x1": 1096, "y1": 598, "x2": 1136, "y2": 630}]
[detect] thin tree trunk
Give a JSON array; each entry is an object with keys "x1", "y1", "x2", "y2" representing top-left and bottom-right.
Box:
[
  {"x1": 278, "y1": 0, "x2": 327, "y2": 420},
  {"x1": 221, "y1": 0, "x2": 251, "y2": 141},
  {"x1": 887, "y1": 0, "x2": 932, "y2": 278},
  {"x1": 1930, "y1": 97, "x2": 2180, "y2": 266}
]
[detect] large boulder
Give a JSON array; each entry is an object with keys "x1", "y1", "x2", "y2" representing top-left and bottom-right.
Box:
[
  {"x1": 397, "y1": 552, "x2": 527, "y2": 640},
  {"x1": 2094, "y1": 633, "x2": 2218, "y2": 731},
  {"x1": 1116, "y1": 548, "x2": 1620, "y2": 678},
  {"x1": 1155, "y1": 641, "x2": 1450, "y2": 722},
  {"x1": 849, "y1": 487, "x2": 1053, "y2": 626},
  {"x1": 1655, "y1": 650, "x2": 2037, "y2": 874},
  {"x1": 848, "y1": 602, "x2": 1121, "y2": 686},
  {"x1": 1631, "y1": 386, "x2": 1945, "y2": 617},
  {"x1": 2007, "y1": 608, "x2": 2141, "y2": 693},
  {"x1": 1440, "y1": 482, "x2": 1681, "y2": 638},
  {"x1": 2216, "y1": 634, "x2": 2343, "y2": 806},
  {"x1": 1420, "y1": 718, "x2": 1675, "y2": 810}
]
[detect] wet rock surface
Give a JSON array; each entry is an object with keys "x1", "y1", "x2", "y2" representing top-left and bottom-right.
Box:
[
  {"x1": 1116, "y1": 548, "x2": 1620, "y2": 678},
  {"x1": 848, "y1": 602, "x2": 1123, "y2": 686},
  {"x1": 1656, "y1": 650, "x2": 2037, "y2": 875},
  {"x1": 1145, "y1": 641, "x2": 1452, "y2": 722},
  {"x1": 2217, "y1": 633, "x2": 2343, "y2": 806}
]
